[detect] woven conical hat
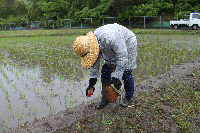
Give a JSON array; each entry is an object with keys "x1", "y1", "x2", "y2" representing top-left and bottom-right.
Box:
[{"x1": 73, "y1": 32, "x2": 99, "y2": 69}]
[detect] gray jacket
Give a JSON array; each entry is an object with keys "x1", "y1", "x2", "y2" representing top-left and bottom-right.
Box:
[{"x1": 89, "y1": 23, "x2": 137, "y2": 80}]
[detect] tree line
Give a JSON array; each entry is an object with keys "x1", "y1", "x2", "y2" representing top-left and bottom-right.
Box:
[{"x1": 0, "y1": 0, "x2": 200, "y2": 28}]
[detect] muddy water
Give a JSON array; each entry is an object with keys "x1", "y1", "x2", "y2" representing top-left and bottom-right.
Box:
[
  {"x1": 0, "y1": 34, "x2": 200, "y2": 132},
  {"x1": 0, "y1": 61, "x2": 104, "y2": 131}
]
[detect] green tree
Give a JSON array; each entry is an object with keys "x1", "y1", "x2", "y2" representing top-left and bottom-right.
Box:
[
  {"x1": 36, "y1": 0, "x2": 70, "y2": 20},
  {"x1": 174, "y1": 0, "x2": 191, "y2": 15},
  {"x1": 1, "y1": 0, "x2": 200, "y2": 28},
  {"x1": 15, "y1": 1, "x2": 28, "y2": 16},
  {"x1": 0, "y1": 0, "x2": 16, "y2": 19}
]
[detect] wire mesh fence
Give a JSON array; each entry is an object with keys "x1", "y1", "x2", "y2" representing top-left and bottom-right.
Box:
[{"x1": 0, "y1": 16, "x2": 174, "y2": 30}]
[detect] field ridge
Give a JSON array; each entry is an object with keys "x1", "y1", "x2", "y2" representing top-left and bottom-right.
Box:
[{"x1": 0, "y1": 29, "x2": 200, "y2": 38}]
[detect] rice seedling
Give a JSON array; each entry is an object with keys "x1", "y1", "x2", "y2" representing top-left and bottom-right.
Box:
[
  {"x1": 98, "y1": 92, "x2": 101, "y2": 98},
  {"x1": 64, "y1": 95, "x2": 67, "y2": 104},
  {"x1": 82, "y1": 98, "x2": 84, "y2": 103},
  {"x1": 0, "y1": 121, "x2": 6, "y2": 132},
  {"x1": 46, "y1": 101, "x2": 51, "y2": 111},
  {"x1": 69, "y1": 100, "x2": 72, "y2": 108},
  {"x1": 52, "y1": 103, "x2": 56, "y2": 111},
  {"x1": 58, "y1": 92, "x2": 61, "y2": 99},
  {"x1": 5, "y1": 90, "x2": 9, "y2": 101},
  {"x1": 32, "y1": 108, "x2": 37, "y2": 120},
  {"x1": 0, "y1": 29, "x2": 200, "y2": 132},
  {"x1": 24, "y1": 98, "x2": 28, "y2": 106}
]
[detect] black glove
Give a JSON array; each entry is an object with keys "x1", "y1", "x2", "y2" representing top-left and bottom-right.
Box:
[
  {"x1": 89, "y1": 78, "x2": 97, "y2": 87},
  {"x1": 86, "y1": 86, "x2": 95, "y2": 97},
  {"x1": 111, "y1": 77, "x2": 122, "y2": 90},
  {"x1": 86, "y1": 78, "x2": 97, "y2": 96}
]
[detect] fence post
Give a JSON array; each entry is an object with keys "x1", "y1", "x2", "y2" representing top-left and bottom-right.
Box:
[
  {"x1": 45, "y1": 22, "x2": 46, "y2": 27},
  {"x1": 61, "y1": 20, "x2": 62, "y2": 25},
  {"x1": 177, "y1": 14, "x2": 178, "y2": 20},
  {"x1": 91, "y1": 18, "x2": 92, "y2": 25},
  {"x1": 81, "y1": 20, "x2": 82, "y2": 28},
  {"x1": 103, "y1": 18, "x2": 104, "y2": 26},
  {"x1": 144, "y1": 16, "x2": 145, "y2": 28},
  {"x1": 129, "y1": 17, "x2": 130, "y2": 28},
  {"x1": 53, "y1": 22, "x2": 54, "y2": 29},
  {"x1": 160, "y1": 16, "x2": 161, "y2": 28}
]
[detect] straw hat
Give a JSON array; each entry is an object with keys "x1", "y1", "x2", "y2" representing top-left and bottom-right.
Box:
[{"x1": 73, "y1": 32, "x2": 99, "y2": 69}]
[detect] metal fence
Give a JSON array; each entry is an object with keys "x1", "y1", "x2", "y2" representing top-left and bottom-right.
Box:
[{"x1": 1, "y1": 15, "x2": 174, "y2": 30}]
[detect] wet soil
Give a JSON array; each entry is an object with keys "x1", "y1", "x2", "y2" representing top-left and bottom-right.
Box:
[{"x1": 9, "y1": 54, "x2": 200, "y2": 133}]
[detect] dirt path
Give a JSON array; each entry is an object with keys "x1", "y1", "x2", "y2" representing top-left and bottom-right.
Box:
[{"x1": 9, "y1": 54, "x2": 200, "y2": 133}]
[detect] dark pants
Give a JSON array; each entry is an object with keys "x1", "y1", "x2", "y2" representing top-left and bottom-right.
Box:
[{"x1": 101, "y1": 64, "x2": 134, "y2": 102}]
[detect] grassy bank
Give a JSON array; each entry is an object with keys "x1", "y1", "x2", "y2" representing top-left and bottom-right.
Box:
[
  {"x1": 58, "y1": 67, "x2": 200, "y2": 132},
  {"x1": 0, "y1": 28, "x2": 199, "y2": 38}
]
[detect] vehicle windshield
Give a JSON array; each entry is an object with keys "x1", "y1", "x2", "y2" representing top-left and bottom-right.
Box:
[{"x1": 192, "y1": 14, "x2": 200, "y2": 19}]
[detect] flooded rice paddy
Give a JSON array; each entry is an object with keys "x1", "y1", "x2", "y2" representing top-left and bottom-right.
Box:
[{"x1": 0, "y1": 32, "x2": 200, "y2": 132}]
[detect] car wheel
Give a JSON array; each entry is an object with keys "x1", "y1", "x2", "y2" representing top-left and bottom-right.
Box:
[
  {"x1": 192, "y1": 25, "x2": 198, "y2": 30},
  {"x1": 174, "y1": 25, "x2": 178, "y2": 29}
]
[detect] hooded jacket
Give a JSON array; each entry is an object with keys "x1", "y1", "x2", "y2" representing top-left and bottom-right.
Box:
[{"x1": 89, "y1": 23, "x2": 137, "y2": 80}]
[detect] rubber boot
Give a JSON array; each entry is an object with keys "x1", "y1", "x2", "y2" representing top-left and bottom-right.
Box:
[{"x1": 95, "y1": 100, "x2": 109, "y2": 109}]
